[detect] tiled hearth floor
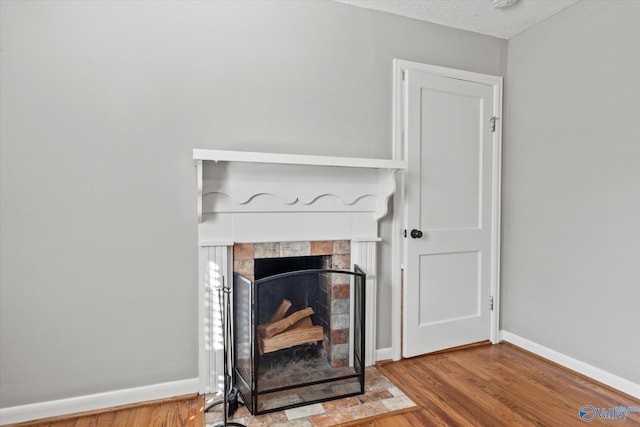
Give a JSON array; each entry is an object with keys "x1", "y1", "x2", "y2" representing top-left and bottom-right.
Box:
[{"x1": 205, "y1": 366, "x2": 417, "y2": 427}]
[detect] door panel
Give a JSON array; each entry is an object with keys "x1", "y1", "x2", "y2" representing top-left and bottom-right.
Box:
[
  {"x1": 419, "y1": 251, "x2": 480, "y2": 326},
  {"x1": 403, "y1": 69, "x2": 496, "y2": 358},
  {"x1": 419, "y1": 88, "x2": 482, "y2": 230}
]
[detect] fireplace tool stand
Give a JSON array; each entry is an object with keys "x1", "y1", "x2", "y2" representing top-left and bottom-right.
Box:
[{"x1": 206, "y1": 282, "x2": 246, "y2": 427}]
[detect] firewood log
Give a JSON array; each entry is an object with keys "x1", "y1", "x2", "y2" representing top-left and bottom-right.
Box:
[
  {"x1": 289, "y1": 316, "x2": 313, "y2": 330},
  {"x1": 258, "y1": 309, "x2": 313, "y2": 338},
  {"x1": 269, "y1": 299, "x2": 292, "y2": 323},
  {"x1": 261, "y1": 307, "x2": 314, "y2": 339},
  {"x1": 259, "y1": 326, "x2": 323, "y2": 354}
]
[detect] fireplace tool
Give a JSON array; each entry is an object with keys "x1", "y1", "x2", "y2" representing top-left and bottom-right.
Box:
[{"x1": 205, "y1": 280, "x2": 246, "y2": 427}]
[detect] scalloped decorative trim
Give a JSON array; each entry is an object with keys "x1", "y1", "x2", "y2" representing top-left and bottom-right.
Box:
[{"x1": 203, "y1": 191, "x2": 376, "y2": 206}]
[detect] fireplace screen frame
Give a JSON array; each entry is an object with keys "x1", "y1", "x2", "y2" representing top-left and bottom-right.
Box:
[{"x1": 233, "y1": 266, "x2": 366, "y2": 415}]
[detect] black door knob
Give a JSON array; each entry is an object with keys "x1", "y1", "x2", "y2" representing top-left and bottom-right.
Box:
[{"x1": 410, "y1": 229, "x2": 423, "y2": 239}]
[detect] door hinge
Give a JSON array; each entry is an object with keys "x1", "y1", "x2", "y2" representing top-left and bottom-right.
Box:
[
  {"x1": 490, "y1": 116, "x2": 498, "y2": 132},
  {"x1": 489, "y1": 296, "x2": 494, "y2": 311}
]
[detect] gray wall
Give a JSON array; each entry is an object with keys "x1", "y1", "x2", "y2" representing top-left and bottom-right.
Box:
[
  {"x1": 0, "y1": 0, "x2": 506, "y2": 407},
  {"x1": 502, "y1": 0, "x2": 640, "y2": 383}
]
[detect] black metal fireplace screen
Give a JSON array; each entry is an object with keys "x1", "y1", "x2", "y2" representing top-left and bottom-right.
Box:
[{"x1": 233, "y1": 266, "x2": 366, "y2": 415}]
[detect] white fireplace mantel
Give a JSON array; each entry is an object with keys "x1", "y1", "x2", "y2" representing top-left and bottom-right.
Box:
[
  {"x1": 194, "y1": 149, "x2": 407, "y2": 229},
  {"x1": 194, "y1": 148, "x2": 406, "y2": 394},
  {"x1": 193, "y1": 149, "x2": 407, "y2": 169}
]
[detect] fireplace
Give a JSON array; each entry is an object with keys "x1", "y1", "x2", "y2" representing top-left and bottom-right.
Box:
[
  {"x1": 231, "y1": 241, "x2": 365, "y2": 414},
  {"x1": 194, "y1": 149, "x2": 406, "y2": 399}
]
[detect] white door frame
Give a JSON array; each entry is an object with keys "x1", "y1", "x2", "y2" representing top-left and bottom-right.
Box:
[{"x1": 391, "y1": 59, "x2": 503, "y2": 360}]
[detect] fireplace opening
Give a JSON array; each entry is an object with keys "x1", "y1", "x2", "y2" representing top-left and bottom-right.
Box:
[
  {"x1": 254, "y1": 255, "x2": 325, "y2": 280},
  {"x1": 233, "y1": 263, "x2": 365, "y2": 415}
]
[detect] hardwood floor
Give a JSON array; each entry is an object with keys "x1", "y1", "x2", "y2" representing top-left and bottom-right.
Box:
[
  {"x1": 8, "y1": 343, "x2": 639, "y2": 426},
  {"x1": 365, "y1": 343, "x2": 640, "y2": 426},
  {"x1": 5, "y1": 394, "x2": 204, "y2": 427}
]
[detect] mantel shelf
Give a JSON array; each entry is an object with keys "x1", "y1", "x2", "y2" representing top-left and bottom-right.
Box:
[
  {"x1": 194, "y1": 148, "x2": 406, "y2": 225},
  {"x1": 193, "y1": 149, "x2": 407, "y2": 170}
]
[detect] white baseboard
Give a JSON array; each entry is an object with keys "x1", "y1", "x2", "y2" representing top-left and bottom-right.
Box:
[
  {"x1": 501, "y1": 331, "x2": 640, "y2": 399},
  {"x1": 375, "y1": 347, "x2": 393, "y2": 362},
  {"x1": 0, "y1": 378, "x2": 198, "y2": 426}
]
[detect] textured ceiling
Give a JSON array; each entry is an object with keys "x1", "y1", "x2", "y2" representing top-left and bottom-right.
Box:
[{"x1": 334, "y1": 0, "x2": 581, "y2": 39}]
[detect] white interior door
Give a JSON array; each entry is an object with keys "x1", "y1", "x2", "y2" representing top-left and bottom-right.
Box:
[{"x1": 402, "y1": 67, "x2": 501, "y2": 358}]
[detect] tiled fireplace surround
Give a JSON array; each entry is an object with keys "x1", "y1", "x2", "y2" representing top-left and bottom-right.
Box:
[
  {"x1": 194, "y1": 149, "x2": 405, "y2": 395},
  {"x1": 233, "y1": 239, "x2": 352, "y2": 368}
]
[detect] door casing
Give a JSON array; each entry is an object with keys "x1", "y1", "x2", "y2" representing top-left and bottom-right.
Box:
[{"x1": 390, "y1": 59, "x2": 503, "y2": 360}]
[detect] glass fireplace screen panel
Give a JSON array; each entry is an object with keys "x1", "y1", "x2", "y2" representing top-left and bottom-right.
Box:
[{"x1": 234, "y1": 268, "x2": 366, "y2": 415}]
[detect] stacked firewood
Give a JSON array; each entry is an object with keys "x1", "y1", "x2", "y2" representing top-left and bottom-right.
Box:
[{"x1": 257, "y1": 299, "x2": 323, "y2": 355}]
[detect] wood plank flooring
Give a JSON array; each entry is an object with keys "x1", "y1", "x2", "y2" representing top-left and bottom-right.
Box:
[
  {"x1": 7, "y1": 343, "x2": 639, "y2": 426},
  {"x1": 365, "y1": 343, "x2": 640, "y2": 426},
  {"x1": 5, "y1": 394, "x2": 204, "y2": 427}
]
